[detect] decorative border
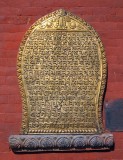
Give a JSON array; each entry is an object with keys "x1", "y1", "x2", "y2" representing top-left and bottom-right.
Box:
[
  {"x1": 9, "y1": 134, "x2": 114, "y2": 152},
  {"x1": 17, "y1": 9, "x2": 107, "y2": 134}
]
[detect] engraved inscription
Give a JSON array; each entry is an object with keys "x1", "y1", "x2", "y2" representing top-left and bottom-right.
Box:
[{"x1": 22, "y1": 30, "x2": 101, "y2": 133}]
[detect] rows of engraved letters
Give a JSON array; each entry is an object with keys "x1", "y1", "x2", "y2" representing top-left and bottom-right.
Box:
[
  {"x1": 24, "y1": 31, "x2": 100, "y2": 129},
  {"x1": 23, "y1": 31, "x2": 101, "y2": 130},
  {"x1": 29, "y1": 100, "x2": 96, "y2": 129},
  {"x1": 23, "y1": 31, "x2": 100, "y2": 99}
]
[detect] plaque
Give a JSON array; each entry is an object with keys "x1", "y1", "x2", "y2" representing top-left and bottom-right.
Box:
[{"x1": 9, "y1": 9, "x2": 114, "y2": 152}]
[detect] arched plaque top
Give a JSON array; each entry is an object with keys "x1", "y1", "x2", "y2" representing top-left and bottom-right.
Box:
[
  {"x1": 34, "y1": 9, "x2": 87, "y2": 31},
  {"x1": 17, "y1": 9, "x2": 107, "y2": 134}
]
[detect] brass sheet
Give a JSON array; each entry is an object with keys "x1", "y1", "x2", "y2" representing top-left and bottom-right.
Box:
[{"x1": 17, "y1": 9, "x2": 107, "y2": 134}]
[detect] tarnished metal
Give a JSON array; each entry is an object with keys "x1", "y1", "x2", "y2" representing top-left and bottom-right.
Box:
[{"x1": 17, "y1": 9, "x2": 107, "y2": 134}]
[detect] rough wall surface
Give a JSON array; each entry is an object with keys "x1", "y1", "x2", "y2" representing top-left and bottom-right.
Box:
[{"x1": 0, "y1": 0, "x2": 123, "y2": 159}]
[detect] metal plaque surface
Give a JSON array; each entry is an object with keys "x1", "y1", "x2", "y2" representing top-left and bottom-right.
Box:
[{"x1": 17, "y1": 9, "x2": 106, "y2": 134}]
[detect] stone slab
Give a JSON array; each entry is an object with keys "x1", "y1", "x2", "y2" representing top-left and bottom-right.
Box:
[
  {"x1": 105, "y1": 99, "x2": 123, "y2": 131},
  {"x1": 9, "y1": 133, "x2": 114, "y2": 152}
]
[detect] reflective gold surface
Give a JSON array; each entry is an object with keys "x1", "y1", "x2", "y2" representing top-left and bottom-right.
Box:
[{"x1": 17, "y1": 9, "x2": 107, "y2": 134}]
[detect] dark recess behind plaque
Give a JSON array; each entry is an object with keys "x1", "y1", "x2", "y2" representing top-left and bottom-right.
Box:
[{"x1": 105, "y1": 99, "x2": 123, "y2": 131}]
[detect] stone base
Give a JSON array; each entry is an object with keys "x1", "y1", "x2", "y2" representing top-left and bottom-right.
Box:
[{"x1": 9, "y1": 133, "x2": 114, "y2": 153}]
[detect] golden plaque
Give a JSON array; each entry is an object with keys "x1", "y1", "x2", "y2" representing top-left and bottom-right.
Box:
[
  {"x1": 17, "y1": 9, "x2": 106, "y2": 134},
  {"x1": 9, "y1": 9, "x2": 114, "y2": 152}
]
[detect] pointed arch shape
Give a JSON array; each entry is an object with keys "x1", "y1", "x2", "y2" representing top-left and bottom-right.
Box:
[{"x1": 17, "y1": 9, "x2": 107, "y2": 134}]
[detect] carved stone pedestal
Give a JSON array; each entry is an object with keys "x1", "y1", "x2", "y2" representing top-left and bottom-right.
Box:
[{"x1": 9, "y1": 134, "x2": 114, "y2": 153}]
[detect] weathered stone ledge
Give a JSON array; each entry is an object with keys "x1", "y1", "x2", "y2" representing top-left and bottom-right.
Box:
[{"x1": 9, "y1": 133, "x2": 114, "y2": 152}]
